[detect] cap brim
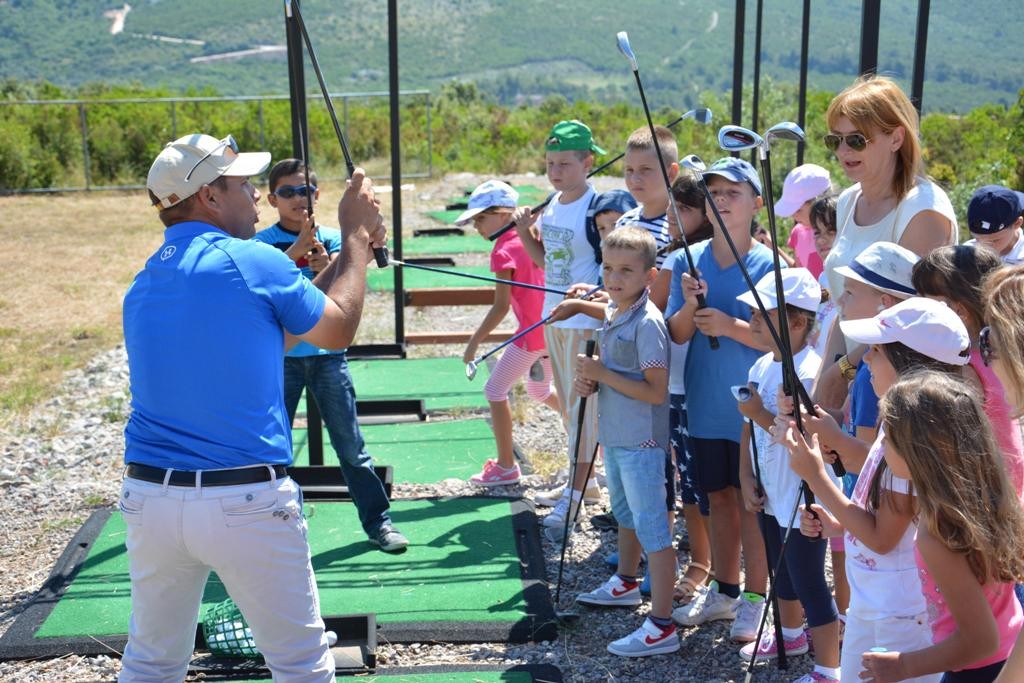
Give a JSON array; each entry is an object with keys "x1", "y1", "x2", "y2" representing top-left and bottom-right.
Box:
[
  {"x1": 773, "y1": 194, "x2": 802, "y2": 218},
  {"x1": 838, "y1": 317, "x2": 889, "y2": 346},
  {"x1": 223, "y1": 151, "x2": 271, "y2": 177},
  {"x1": 737, "y1": 289, "x2": 777, "y2": 310},
  {"x1": 591, "y1": 144, "x2": 607, "y2": 155},
  {"x1": 833, "y1": 264, "x2": 910, "y2": 298},
  {"x1": 703, "y1": 169, "x2": 761, "y2": 195},
  {"x1": 454, "y1": 206, "x2": 485, "y2": 226}
]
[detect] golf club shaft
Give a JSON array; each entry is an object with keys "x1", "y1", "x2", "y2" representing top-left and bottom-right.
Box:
[
  {"x1": 554, "y1": 338, "x2": 597, "y2": 606},
  {"x1": 390, "y1": 259, "x2": 567, "y2": 295},
  {"x1": 748, "y1": 418, "x2": 788, "y2": 672},
  {"x1": 488, "y1": 112, "x2": 695, "y2": 243},
  {"x1": 474, "y1": 284, "x2": 604, "y2": 365},
  {"x1": 627, "y1": 68, "x2": 718, "y2": 350},
  {"x1": 291, "y1": 2, "x2": 389, "y2": 269}
]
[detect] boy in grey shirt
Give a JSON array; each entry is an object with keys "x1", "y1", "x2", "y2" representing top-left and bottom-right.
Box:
[{"x1": 553, "y1": 226, "x2": 675, "y2": 657}]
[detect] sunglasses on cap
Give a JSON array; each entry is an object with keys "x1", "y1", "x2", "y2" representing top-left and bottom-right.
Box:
[
  {"x1": 823, "y1": 133, "x2": 871, "y2": 152},
  {"x1": 979, "y1": 326, "x2": 998, "y2": 367},
  {"x1": 272, "y1": 184, "x2": 318, "y2": 199},
  {"x1": 184, "y1": 134, "x2": 239, "y2": 182}
]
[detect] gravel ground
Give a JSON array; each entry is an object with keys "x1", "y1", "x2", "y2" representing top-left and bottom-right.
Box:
[{"x1": 0, "y1": 173, "x2": 817, "y2": 682}]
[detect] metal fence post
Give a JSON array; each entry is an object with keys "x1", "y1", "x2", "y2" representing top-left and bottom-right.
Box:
[
  {"x1": 425, "y1": 92, "x2": 433, "y2": 178},
  {"x1": 170, "y1": 100, "x2": 177, "y2": 138},
  {"x1": 342, "y1": 94, "x2": 349, "y2": 149},
  {"x1": 78, "y1": 103, "x2": 92, "y2": 190}
]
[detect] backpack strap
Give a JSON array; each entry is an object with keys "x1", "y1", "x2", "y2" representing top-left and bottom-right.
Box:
[{"x1": 584, "y1": 191, "x2": 603, "y2": 265}]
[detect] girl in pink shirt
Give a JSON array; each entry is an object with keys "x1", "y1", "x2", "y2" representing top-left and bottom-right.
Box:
[
  {"x1": 911, "y1": 246, "x2": 1024, "y2": 498},
  {"x1": 458, "y1": 181, "x2": 561, "y2": 487},
  {"x1": 862, "y1": 371, "x2": 1024, "y2": 682}
]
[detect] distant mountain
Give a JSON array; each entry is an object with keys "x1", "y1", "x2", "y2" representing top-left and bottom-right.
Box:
[{"x1": 1, "y1": 0, "x2": 1020, "y2": 113}]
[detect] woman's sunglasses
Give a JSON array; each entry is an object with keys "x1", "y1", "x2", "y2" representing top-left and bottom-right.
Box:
[
  {"x1": 272, "y1": 184, "x2": 317, "y2": 199},
  {"x1": 980, "y1": 325, "x2": 998, "y2": 367},
  {"x1": 823, "y1": 133, "x2": 870, "y2": 152}
]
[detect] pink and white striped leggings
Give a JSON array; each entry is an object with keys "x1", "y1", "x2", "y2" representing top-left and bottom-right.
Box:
[{"x1": 483, "y1": 343, "x2": 554, "y2": 403}]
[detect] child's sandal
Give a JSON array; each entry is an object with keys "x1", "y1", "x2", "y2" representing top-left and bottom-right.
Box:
[{"x1": 673, "y1": 561, "x2": 712, "y2": 604}]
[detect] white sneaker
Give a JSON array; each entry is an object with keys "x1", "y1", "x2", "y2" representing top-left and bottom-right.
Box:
[
  {"x1": 534, "y1": 481, "x2": 601, "y2": 507},
  {"x1": 606, "y1": 618, "x2": 680, "y2": 657},
  {"x1": 576, "y1": 574, "x2": 643, "y2": 607},
  {"x1": 672, "y1": 583, "x2": 739, "y2": 626},
  {"x1": 729, "y1": 593, "x2": 766, "y2": 642},
  {"x1": 541, "y1": 494, "x2": 585, "y2": 529}
]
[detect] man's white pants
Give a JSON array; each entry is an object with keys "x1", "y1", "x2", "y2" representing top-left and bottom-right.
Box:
[
  {"x1": 544, "y1": 325, "x2": 598, "y2": 467},
  {"x1": 117, "y1": 473, "x2": 333, "y2": 683}
]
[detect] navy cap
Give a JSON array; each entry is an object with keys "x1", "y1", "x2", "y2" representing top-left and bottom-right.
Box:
[
  {"x1": 703, "y1": 157, "x2": 762, "y2": 196},
  {"x1": 592, "y1": 189, "x2": 638, "y2": 218},
  {"x1": 967, "y1": 185, "x2": 1024, "y2": 234}
]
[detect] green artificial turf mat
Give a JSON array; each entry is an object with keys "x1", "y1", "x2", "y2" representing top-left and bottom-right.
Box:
[
  {"x1": 392, "y1": 234, "x2": 490, "y2": 255},
  {"x1": 292, "y1": 418, "x2": 496, "y2": 482},
  {"x1": 425, "y1": 209, "x2": 464, "y2": 225},
  {"x1": 346, "y1": 357, "x2": 490, "y2": 411},
  {"x1": 367, "y1": 265, "x2": 493, "y2": 291},
  {"x1": 35, "y1": 498, "x2": 531, "y2": 638}
]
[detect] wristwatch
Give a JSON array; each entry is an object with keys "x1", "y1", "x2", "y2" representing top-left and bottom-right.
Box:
[{"x1": 837, "y1": 354, "x2": 857, "y2": 382}]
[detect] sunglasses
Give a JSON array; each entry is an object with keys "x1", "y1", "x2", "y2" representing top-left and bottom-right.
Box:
[
  {"x1": 823, "y1": 133, "x2": 870, "y2": 152},
  {"x1": 184, "y1": 134, "x2": 239, "y2": 181},
  {"x1": 980, "y1": 326, "x2": 998, "y2": 367},
  {"x1": 272, "y1": 184, "x2": 318, "y2": 199}
]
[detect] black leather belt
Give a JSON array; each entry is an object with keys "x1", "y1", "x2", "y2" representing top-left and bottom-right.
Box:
[{"x1": 126, "y1": 463, "x2": 288, "y2": 487}]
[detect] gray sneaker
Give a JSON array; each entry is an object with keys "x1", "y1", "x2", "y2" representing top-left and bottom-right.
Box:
[
  {"x1": 370, "y1": 525, "x2": 409, "y2": 553},
  {"x1": 672, "y1": 583, "x2": 738, "y2": 626},
  {"x1": 729, "y1": 593, "x2": 766, "y2": 642}
]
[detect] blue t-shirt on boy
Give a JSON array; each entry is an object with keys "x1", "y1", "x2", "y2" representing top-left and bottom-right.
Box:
[{"x1": 666, "y1": 239, "x2": 778, "y2": 442}]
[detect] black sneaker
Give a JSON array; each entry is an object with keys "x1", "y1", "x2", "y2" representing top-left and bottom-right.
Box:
[
  {"x1": 370, "y1": 525, "x2": 409, "y2": 553},
  {"x1": 590, "y1": 512, "x2": 618, "y2": 531}
]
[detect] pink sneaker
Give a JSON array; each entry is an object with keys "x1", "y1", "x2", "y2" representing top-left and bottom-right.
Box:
[
  {"x1": 470, "y1": 460, "x2": 521, "y2": 487},
  {"x1": 739, "y1": 629, "x2": 810, "y2": 663}
]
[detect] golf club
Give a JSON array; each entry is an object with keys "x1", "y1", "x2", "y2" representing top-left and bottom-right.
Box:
[
  {"x1": 465, "y1": 284, "x2": 604, "y2": 381},
  {"x1": 488, "y1": 108, "x2": 713, "y2": 243},
  {"x1": 553, "y1": 339, "x2": 597, "y2": 619},
  {"x1": 289, "y1": 1, "x2": 389, "y2": 268},
  {"x1": 679, "y1": 154, "x2": 707, "y2": 172},
  {"x1": 389, "y1": 258, "x2": 569, "y2": 296},
  {"x1": 617, "y1": 30, "x2": 718, "y2": 350}
]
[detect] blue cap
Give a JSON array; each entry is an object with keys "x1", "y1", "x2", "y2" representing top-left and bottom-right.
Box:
[
  {"x1": 454, "y1": 180, "x2": 520, "y2": 225},
  {"x1": 967, "y1": 185, "x2": 1024, "y2": 234},
  {"x1": 592, "y1": 189, "x2": 638, "y2": 218},
  {"x1": 703, "y1": 157, "x2": 762, "y2": 196}
]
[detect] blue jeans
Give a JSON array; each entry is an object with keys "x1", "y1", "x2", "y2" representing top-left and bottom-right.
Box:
[
  {"x1": 283, "y1": 352, "x2": 391, "y2": 537},
  {"x1": 604, "y1": 446, "x2": 673, "y2": 553}
]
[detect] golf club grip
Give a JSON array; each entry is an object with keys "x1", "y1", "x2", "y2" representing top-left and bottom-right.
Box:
[
  {"x1": 830, "y1": 453, "x2": 847, "y2": 477},
  {"x1": 694, "y1": 294, "x2": 720, "y2": 349},
  {"x1": 373, "y1": 245, "x2": 389, "y2": 268},
  {"x1": 584, "y1": 339, "x2": 596, "y2": 358},
  {"x1": 489, "y1": 197, "x2": 553, "y2": 242}
]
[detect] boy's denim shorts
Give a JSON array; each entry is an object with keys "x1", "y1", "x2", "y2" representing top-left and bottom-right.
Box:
[{"x1": 604, "y1": 445, "x2": 673, "y2": 553}]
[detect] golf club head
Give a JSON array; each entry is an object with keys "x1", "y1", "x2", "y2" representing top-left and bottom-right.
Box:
[
  {"x1": 465, "y1": 360, "x2": 478, "y2": 381},
  {"x1": 694, "y1": 107, "x2": 713, "y2": 125},
  {"x1": 731, "y1": 385, "x2": 753, "y2": 402},
  {"x1": 680, "y1": 154, "x2": 706, "y2": 172},
  {"x1": 718, "y1": 125, "x2": 764, "y2": 152},
  {"x1": 616, "y1": 31, "x2": 638, "y2": 71},
  {"x1": 765, "y1": 121, "x2": 806, "y2": 144}
]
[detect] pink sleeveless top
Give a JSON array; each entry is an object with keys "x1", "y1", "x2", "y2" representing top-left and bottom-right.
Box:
[
  {"x1": 915, "y1": 542, "x2": 1022, "y2": 670},
  {"x1": 969, "y1": 348, "x2": 1024, "y2": 499}
]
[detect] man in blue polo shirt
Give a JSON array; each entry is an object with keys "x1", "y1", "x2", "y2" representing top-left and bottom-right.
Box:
[{"x1": 119, "y1": 133, "x2": 386, "y2": 683}]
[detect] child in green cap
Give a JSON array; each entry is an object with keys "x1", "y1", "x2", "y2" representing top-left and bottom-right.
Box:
[{"x1": 514, "y1": 119, "x2": 606, "y2": 538}]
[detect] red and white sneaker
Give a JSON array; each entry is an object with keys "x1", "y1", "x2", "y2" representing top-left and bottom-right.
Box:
[
  {"x1": 576, "y1": 574, "x2": 642, "y2": 607},
  {"x1": 607, "y1": 618, "x2": 680, "y2": 657},
  {"x1": 469, "y1": 460, "x2": 520, "y2": 487},
  {"x1": 739, "y1": 629, "x2": 810, "y2": 662}
]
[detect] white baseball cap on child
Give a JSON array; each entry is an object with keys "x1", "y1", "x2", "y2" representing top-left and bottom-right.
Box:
[
  {"x1": 737, "y1": 267, "x2": 821, "y2": 313},
  {"x1": 455, "y1": 180, "x2": 520, "y2": 225},
  {"x1": 147, "y1": 133, "x2": 271, "y2": 209},
  {"x1": 834, "y1": 242, "x2": 919, "y2": 298},
  {"x1": 839, "y1": 297, "x2": 971, "y2": 366},
  {"x1": 774, "y1": 164, "x2": 831, "y2": 218}
]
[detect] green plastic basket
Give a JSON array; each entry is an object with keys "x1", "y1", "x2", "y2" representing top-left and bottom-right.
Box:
[{"x1": 202, "y1": 598, "x2": 260, "y2": 658}]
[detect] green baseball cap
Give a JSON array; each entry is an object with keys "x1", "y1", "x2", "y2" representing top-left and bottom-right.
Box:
[{"x1": 545, "y1": 120, "x2": 607, "y2": 155}]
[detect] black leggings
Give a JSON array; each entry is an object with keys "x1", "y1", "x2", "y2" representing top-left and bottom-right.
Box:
[
  {"x1": 941, "y1": 660, "x2": 1006, "y2": 683},
  {"x1": 761, "y1": 514, "x2": 838, "y2": 628}
]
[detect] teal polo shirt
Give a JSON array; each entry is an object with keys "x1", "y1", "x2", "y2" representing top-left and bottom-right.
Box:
[{"x1": 122, "y1": 221, "x2": 326, "y2": 470}]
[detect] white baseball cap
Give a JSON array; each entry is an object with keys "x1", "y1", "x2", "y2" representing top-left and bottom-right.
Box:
[
  {"x1": 839, "y1": 297, "x2": 970, "y2": 366},
  {"x1": 774, "y1": 164, "x2": 831, "y2": 218},
  {"x1": 737, "y1": 267, "x2": 821, "y2": 313},
  {"x1": 147, "y1": 133, "x2": 271, "y2": 210},
  {"x1": 834, "y1": 242, "x2": 919, "y2": 298},
  {"x1": 455, "y1": 180, "x2": 520, "y2": 225}
]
